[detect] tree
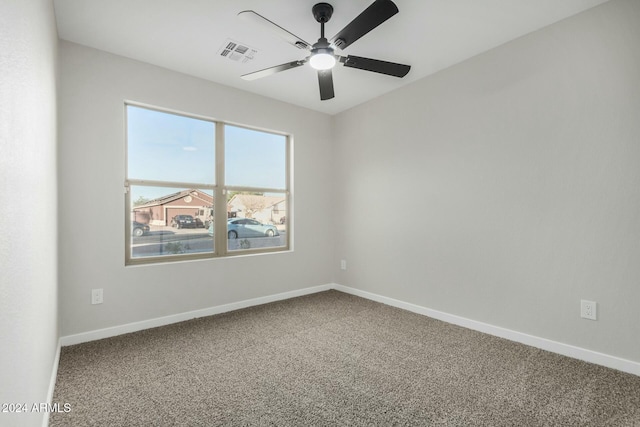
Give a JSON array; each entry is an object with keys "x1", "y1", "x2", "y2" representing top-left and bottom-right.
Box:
[{"x1": 133, "y1": 196, "x2": 150, "y2": 207}]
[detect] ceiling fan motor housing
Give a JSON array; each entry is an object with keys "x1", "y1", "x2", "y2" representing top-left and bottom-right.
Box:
[{"x1": 312, "y1": 3, "x2": 334, "y2": 23}]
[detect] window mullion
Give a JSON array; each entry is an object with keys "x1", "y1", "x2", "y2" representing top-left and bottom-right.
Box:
[
  {"x1": 214, "y1": 122, "x2": 227, "y2": 255},
  {"x1": 126, "y1": 179, "x2": 216, "y2": 191}
]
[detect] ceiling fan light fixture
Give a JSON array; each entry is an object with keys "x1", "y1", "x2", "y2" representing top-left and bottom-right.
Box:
[{"x1": 309, "y1": 49, "x2": 336, "y2": 70}]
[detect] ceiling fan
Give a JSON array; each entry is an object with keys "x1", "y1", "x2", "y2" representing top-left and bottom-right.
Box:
[{"x1": 238, "y1": 0, "x2": 411, "y2": 101}]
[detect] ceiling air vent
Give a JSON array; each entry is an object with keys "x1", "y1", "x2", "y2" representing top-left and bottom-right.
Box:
[{"x1": 218, "y1": 39, "x2": 257, "y2": 63}]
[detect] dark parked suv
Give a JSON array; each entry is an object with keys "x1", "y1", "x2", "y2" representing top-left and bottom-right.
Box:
[{"x1": 171, "y1": 215, "x2": 197, "y2": 229}]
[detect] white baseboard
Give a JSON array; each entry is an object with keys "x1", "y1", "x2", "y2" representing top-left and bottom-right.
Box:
[
  {"x1": 59, "y1": 284, "x2": 332, "y2": 346},
  {"x1": 332, "y1": 284, "x2": 640, "y2": 377},
  {"x1": 43, "y1": 341, "x2": 61, "y2": 427},
  {"x1": 58, "y1": 282, "x2": 639, "y2": 377}
]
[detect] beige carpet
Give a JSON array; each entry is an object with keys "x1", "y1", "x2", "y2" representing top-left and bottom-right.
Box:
[{"x1": 50, "y1": 290, "x2": 640, "y2": 426}]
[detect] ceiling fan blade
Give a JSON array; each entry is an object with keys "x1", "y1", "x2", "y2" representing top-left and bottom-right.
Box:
[
  {"x1": 329, "y1": 0, "x2": 399, "y2": 50},
  {"x1": 238, "y1": 10, "x2": 311, "y2": 50},
  {"x1": 241, "y1": 60, "x2": 307, "y2": 81},
  {"x1": 318, "y1": 69, "x2": 335, "y2": 100},
  {"x1": 339, "y1": 55, "x2": 410, "y2": 77}
]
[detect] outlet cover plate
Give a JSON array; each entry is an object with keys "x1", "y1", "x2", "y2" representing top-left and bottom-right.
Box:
[
  {"x1": 92, "y1": 288, "x2": 103, "y2": 305},
  {"x1": 580, "y1": 300, "x2": 597, "y2": 320}
]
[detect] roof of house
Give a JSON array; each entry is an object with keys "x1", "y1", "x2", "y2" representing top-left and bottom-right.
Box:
[{"x1": 134, "y1": 189, "x2": 213, "y2": 208}]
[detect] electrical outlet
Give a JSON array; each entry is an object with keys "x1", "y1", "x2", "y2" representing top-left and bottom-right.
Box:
[
  {"x1": 91, "y1": 288, "x2": 103, "y2": 305},
  {"x1": 580, "y1": 300, "x2": 597, "y2": 320},
  {"x1": 340, "y1": 259, "x2": 347, "y2": 270}
]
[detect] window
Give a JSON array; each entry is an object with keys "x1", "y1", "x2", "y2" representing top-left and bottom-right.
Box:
[{"x1": 125, "y1": 104, "x2": 290, "y2": 265}]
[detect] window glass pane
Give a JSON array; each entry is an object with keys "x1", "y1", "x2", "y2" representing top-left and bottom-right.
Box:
[
  {"x1": 226, "y1": 191, "x2": 287, "y2": 252},
  {"x1": 130, "y1": 186, "x2": 214, "y2": 258},
  {"x1": 127, "y1": 106, "x2": 215, "y2": 184},
  {"x1": 225, "y1": 125, "x2": 286, "y2": 189}
]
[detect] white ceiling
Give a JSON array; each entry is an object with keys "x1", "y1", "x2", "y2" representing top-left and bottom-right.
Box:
[{"x1": 53, "y1": 0, "x2": 610, "y2": 115}]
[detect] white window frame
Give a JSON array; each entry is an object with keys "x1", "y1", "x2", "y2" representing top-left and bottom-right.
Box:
[{"x1": 125, "y1": 102, "x2": 291, "y2": 265}]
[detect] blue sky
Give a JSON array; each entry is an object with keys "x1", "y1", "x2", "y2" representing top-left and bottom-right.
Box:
[
  {"x1": 224, "y1": 124, "x2": 286, "y2": 189},
  {"x1": 127, "y1": 106, "x2": 286, "y2": 200}
]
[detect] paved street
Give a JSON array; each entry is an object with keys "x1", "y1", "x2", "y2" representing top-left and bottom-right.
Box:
[{"x1": 131, "y1": 225, "x2": 286, "y2": 257}]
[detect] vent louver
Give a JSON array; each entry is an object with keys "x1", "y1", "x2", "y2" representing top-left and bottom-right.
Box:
[{"x1": 218, "y1": 39, "x2": 257, "y2": 63}]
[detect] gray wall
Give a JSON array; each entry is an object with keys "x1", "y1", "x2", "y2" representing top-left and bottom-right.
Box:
[
  {"x1": 58, "y1": 41, "x2": 334, "y2": 336},
  {"x1": 0, "y1": 0, "x2": 59, "y2": 426},
  {"x1": 333, "y1": 0, "x2": 640, "y2": 363}
]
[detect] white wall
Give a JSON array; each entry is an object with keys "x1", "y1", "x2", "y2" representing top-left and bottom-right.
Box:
[
  {"x1": 58, "y1": 41, "x2": 334, "y2": 337},
  {"x1": 333, "y1": 0, "x2": 640, "y2": 363},
  {"x1": 0, "y1": 0, "x2": 59, "y2": 426}
]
